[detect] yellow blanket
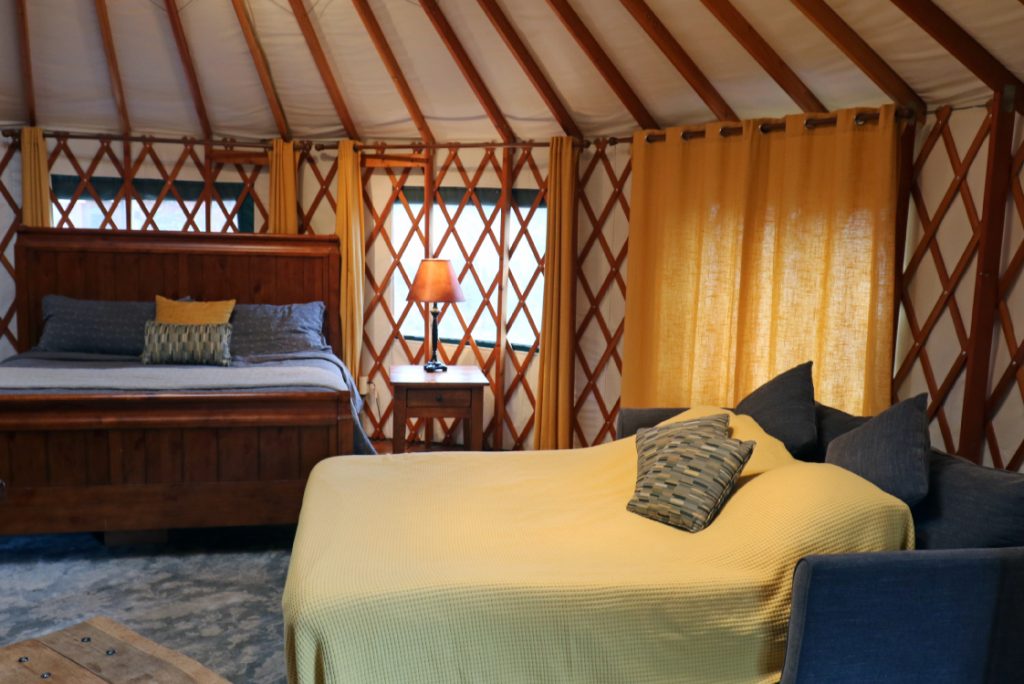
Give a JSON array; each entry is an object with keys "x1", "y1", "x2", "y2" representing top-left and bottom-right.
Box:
[{"x1": 283, "y1": 408, "x2": 913, "y2": 683}]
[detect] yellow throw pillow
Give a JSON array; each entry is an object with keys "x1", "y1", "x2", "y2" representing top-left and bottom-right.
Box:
[{"x1": 155, "y1": 295, "x2": 236, "y2": 325}]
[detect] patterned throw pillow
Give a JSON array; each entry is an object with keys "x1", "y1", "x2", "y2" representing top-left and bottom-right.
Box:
[
  {"x1": 629, "y1": 423, "x2": 756, "y2": 532},
  {"x1": 637, "y1": 413, "x2": 731, "y2": 469},
  {"x1": 141, "y1": 322, "x2": 232, "y2": 366}
]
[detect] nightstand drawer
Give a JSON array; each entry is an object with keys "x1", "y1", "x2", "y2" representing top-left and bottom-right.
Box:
[{"x1": 407, "y1": 388, "x2": 472, "y2": 408}]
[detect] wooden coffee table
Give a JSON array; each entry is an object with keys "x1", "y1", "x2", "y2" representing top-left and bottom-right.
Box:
[{"x1": 390, "y1": 365, "x2": 489, "y2": 453}]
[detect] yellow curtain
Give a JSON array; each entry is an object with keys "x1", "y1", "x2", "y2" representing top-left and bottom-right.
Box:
[
  {"x1": 268, "y1": 139, "x2": 298, "y2": 234},
  {"x1": 622, "y1": 106, "x2": 900, "y2": 416},
  {"x1": 534, "y1": 137, "x2": 579, "y2": 449},
  {"x1": 21, "y1": 127, "x2": 51, "y2": 228},
  {"x1": 335, "y1": 140, "x2": 365, "y2": 375}
]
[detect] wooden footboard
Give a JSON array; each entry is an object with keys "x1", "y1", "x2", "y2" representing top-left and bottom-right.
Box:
[{"x1": 0, "y1": 391, "x2": 354, "y2": 534}]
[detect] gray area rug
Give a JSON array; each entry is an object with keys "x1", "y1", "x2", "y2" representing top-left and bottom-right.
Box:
[{"x1": 0, "y1": 527, "x2": 294, "y2": 683}]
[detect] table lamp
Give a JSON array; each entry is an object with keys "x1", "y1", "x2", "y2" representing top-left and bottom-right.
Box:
[{"x1": 408, "y1": 259, "x2": 465, "y2": 372}]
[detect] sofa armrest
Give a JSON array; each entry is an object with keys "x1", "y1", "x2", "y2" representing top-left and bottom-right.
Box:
[
  {"x1": 781, "y1": 547, "x2": 1024, "y2": 684},
  {"x1": 616, "y1": 407, "x2": 687, "y2": 438}
]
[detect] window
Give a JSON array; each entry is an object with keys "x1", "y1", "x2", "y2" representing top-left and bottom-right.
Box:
[
  {"x1": 51, "y1": 175, "x2": 254, "y2": 232},
  {"x1": 391, "y1": 187, "x2": 546, "y2": 352}
]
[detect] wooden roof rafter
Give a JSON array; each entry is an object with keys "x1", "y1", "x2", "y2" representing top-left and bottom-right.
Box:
[
  {"x1": 164, "y1": 0, "x2": 211, "y2": 139},
  {"x1": 94, "y1": 0, "x2": 131, "y2": 135},
  {"x1": 230, "y1": 0, "x2": 289, "y2": 139},
  {"x1": 477, "y1": 0, "x2": 583, "y2": 139},
  {"x1": 15, "y1": 0, "x2": 36, "y2": 126},
  {"x1": 790, "y1": 0, "x2": 926, "y2": 117},
  {"x1": 891, "y1": 0, "x2": 1024, "y2": 115},
  {"x1": 698, "y1": 0, "x2": 826, "y2": 113},
  {"x1": 419, "y1": 0, "x2": 515, "y2": 143},
  {"x1": 617, "y1": 0, "x2": 737, "y2": 122},
  {"x1": 545, "y1": 0, "x2": 659, "y2": 130},
  {"x1": 350, "y1": 0, "x2": 434, "y2": 145},
  {"x1": 287, "y1": 0, "x2": 360, "y2": 139}
]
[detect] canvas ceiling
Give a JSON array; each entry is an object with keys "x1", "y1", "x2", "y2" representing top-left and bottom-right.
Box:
[{"x1": 0, "y1": 0, "x2": 1022, "y2": 141}]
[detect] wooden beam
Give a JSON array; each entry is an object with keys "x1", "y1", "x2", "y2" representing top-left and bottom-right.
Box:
[
  {"x1": 287, "y1": 0, "x2": 359, "y2": 139},
  {"x1": 164, "y1": 0, "x2": 211, "y2": 139},
  {"x1": 94, "y1": 0, "x2": 131, "y2": 134},
  {"x1": 790, "y1": 0, "x2": 926, "y2": 116},
  {"x1": 230, "y1": 0, "x2": 289, "y2": 138},
  {"x1": 418, "y1": 0, "x2": 514, "y2": 142},
  {"x1": 350, "y1": 0, "x2": 434, "y2": 144},
  {"x1": 891, "y1": 0, "x2": 1024, "y2": 115},
  {"x1": 617, "y1": 0, "x2": 736, "y2": 121},
  {"x1": 15, "y1": 0, "x2": 35, "y2": 125},
  {"x1": 546, "y1": 0, "x2": 658, "y2": 130},
  {"x1": 477, "y1": 0, "x2": 583, "y2": 138},
  {"x1": 699, "y1": 0, "x2": 826, "y2": 113},
  {"x1": 959, "y1": 88, "x2": 1017, "y2": 462}
]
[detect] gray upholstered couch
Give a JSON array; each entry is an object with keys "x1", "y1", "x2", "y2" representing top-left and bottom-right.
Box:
[{"x1": 618, "y1": 406, "x2": 1024, "y2": 683}]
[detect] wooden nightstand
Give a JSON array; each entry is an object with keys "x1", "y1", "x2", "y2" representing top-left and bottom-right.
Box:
[{"x1": 390, "y1": 365, "x2": 489, "y2": 453}]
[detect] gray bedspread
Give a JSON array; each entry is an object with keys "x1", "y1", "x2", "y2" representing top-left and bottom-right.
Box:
[{"x1": 0, "y1": 351, "x2": 375, "y2": 454}]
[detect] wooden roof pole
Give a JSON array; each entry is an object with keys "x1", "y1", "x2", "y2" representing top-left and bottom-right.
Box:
[
  {"x1": 699, "y1": 0, "x2": 826, "y2": 113},
  {"x1": 15, "y1": 0, "x2": 36, "y2": 126},
  {"x1": 94, "y1": 0, "x2": 131, "y2": 134},
  {"x1": 287, "y1": 0, "x2": 360, "y2": 139},
  {"x1": 418, "y1": 0, "x2": 514, "y2": 142},
  {"x1": 350, "y1": 0, "x2": 434, "y2": 145},
  {"x1": 230, "y1": 0, "x2": 289, "y2": 139},
  {"x1": 959, "y1": 87, "x2": 1017, "y2": 462},
  {"x1": 546, "y1": 0, "x2": 658, "y2": 130},
  {"x1": 477, "y1": 0, "x2": 583, "y2": 138},
  {"x1": 790, "y1": 0, "x2": 925, "y2": 117},
  {"x1": 891, "y1": 0, "x2": 1024, "y2": 115},
  {"x1": 164, "y1": 0, "x2": 212, "y2": 139},
  {"x1": 617, "y1": 0, "x2": 737, "y2": 121}
]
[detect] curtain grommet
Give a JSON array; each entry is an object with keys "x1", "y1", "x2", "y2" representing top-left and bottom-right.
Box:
[
  {"x1": 854, "y1": 114, "x2": 867, "y2": 126},
  {"x1": 758, "y1": 123, "x2": 770, "y2": 134}
]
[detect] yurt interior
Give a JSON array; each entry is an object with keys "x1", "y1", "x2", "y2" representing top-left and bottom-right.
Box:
[{"x1": 2, "y1": 1, "x2": 1024, "y2": 682}]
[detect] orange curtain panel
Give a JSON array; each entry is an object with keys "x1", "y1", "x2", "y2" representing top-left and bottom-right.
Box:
[
  {"x1": 268, "y1": 139, "x2": 298, "y2": 234},
  {"x1": 534, "y1": 137, "x2": 579, "y2": 449},
  {"x1": 21, "y1": 127, "x2": 52, "y2": 228},
  {"x1": 335, "y1": 140, "x2": 365, "y2": 376},
  {"x1": 622, "y1": 106, "x2": 900, "y2": 416}
]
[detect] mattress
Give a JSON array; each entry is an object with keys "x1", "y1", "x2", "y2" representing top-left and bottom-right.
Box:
[
  {"x1": 0, "y1": 350, "x2": 375, "y2": 454},
  {"x1": 283, "y1": 407, "x2": 914, "y2": 683}
]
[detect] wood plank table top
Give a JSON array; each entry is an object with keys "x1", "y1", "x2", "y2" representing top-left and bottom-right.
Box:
[{"x1": 0, "y1": 617, "x2": 229, "y2": 683}]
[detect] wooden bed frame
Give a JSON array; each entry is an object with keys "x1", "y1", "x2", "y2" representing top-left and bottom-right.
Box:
[{"x1": 0, "y1": 227, "x2": 355, "y2": 535}]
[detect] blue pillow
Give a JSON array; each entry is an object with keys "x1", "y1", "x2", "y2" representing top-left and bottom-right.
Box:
[
  {"x1": 826, "y1": 394, "x2": 931, "y2": 506},
  {"x1": 229, "y1": 302, "x2": 330, "y2": 356},
  {"x1": 36, "y1": 295, "x2": 156, "y2": 356},
  {"x1": 735, "y1": 362, "x2": 818, "y2": 459}
]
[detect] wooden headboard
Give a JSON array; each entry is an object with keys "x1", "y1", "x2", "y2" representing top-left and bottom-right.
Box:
[{"x1": 14, "y1": 227, "x2": 342, "y2": 355}]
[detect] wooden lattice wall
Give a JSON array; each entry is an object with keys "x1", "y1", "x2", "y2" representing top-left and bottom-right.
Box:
[
  {"x1": 1, "y1": 124, "x2": 1021, "y2": 466},
  {"x1": 894, "y1": 102, "x2": 1024, "y2": 471}
]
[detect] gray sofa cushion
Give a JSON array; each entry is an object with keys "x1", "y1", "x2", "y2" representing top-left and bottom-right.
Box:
[
  {"x1": 914, "y1": 452, "x2": 1024, "y2": 549},
  {"x1": 735, "y1": 362, "x2": 817, "y2": 460},
  {"x1": 814, "y1": 403, "x2": 868, "y2": 460},
  {"x1": 36, "y1": 295, "x2": 156, "y2": 356},
  {"x1": 825, "y1": 394, "x2": 931, "y2": 506}
]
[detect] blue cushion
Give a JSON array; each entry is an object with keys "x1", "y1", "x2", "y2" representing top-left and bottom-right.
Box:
[
  {"x1": 826, "y1": 394, "x2": 930, "y2": 506},
  {"x1": 735, "y1": 362, "x2": 817, "y2": 459},
  {"x1": 36, "y1": 295, "x2": 155, "y2": 356},
  {"x1": 914, "y1": 452, "x2": 1024, "y2": 549},
  {"x1": 782, "y1": 548, "x2": 1024, "y2": 684},
  {"x1": 229, "y1": 302, "x2": 329, "y2": 356}
]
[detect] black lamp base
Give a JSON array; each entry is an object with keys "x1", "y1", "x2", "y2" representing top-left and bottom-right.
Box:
[{"x1": 423, "y1": 359, "x2": 448, "y2": 373}]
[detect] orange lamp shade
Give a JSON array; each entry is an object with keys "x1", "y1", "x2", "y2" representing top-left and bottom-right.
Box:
[{"x1": 407, "y1": 259, "x2": 465, "y2": 303}]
